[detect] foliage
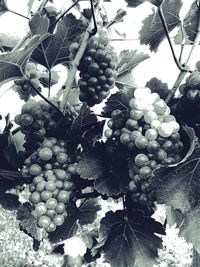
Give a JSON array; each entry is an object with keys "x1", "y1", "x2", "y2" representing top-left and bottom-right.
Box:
[{"x1": 0, "y1": 0, "x2": 200, "y2": 266}]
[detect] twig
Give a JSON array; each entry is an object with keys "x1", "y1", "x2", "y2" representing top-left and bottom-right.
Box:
[
  {"x1": 78, "y1": 191, "x2": 101, "y2": 199},
  {"x1": 158, "y1": 6, "x2": 186, "y2": 72},
  {"x1": 26, "y1": 79, "x2": 64, "y2": 117},
  {"x1": 165, "y1": 71, "x2": 187, "y2": 104},
  {"x1": 8, "y1": 10, "x2": 30, "y2": 20},
  {"x1": 60, "y1": 24, "x2": 92, "y2": 113},
  {"x1": 178, "y1": 23, "x2": 186, "y2": 63},
  {"x1": 90, "y1": 0, "x2": 98, "y2": 35},
  {"x1": 48, "y1": 69, "x2": 51, "y2": 97},
  {"x1": 38, "y1": 0, "x2": 49, "y2": 12},
  {"x1": 49, "y1": 0, "x2": 81, "y2": 30}
]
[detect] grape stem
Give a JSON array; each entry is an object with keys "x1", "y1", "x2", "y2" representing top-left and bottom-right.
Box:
[
  {"x1": 165, "y1": 4, "x2": 200, "y2": 104},
  {"x1": 48, "y1": 69, "x2": 51, "y2": 97},
  {"x1": 90, "y1": 0, "x2": 98, "y2": 35},
  {"x1": 49, "y1": 0, "x2": 81, "y2": 30},
  {"x1": 77, "y1": 191, "x2": 101, "y2": 199},
  {"x1": 25, "y1": 79, "x2": 64, "y2": 117},
  {"x1": 60, "y1": 24, "x2": 92, "y2": 113},
  {"x1": 8, "y1": 10, "x2": 30, "y2": 20},
  {"x1": 157, "y1": 6, "x2": 187, "y2": 72}
]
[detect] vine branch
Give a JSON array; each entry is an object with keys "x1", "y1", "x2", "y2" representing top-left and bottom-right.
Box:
[
  {"x1": 165, "y1": 2, "x2": 200, "y2": 103},
  {"x1": 26, "y1": 79, "x2": 64, "y2": 117},
  {"x1": 158, "y1": 5, "x2": 186, "y2": 72},
  {"x1": 60, "y1": 24, "x2": 92, "y2": 113},
  {"x1": 49, "y1": 0, "x2": 81, "y2": 30}
]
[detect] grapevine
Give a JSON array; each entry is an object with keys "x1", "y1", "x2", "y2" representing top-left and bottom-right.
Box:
[{"x1": 0, "y1": 1, "x2": 200, "y2": 267}]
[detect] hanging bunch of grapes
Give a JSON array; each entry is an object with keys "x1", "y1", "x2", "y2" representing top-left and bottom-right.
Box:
[
  {"x1": 69, "y1": 29, "x2": 118, "y2": 106},
  {"x1": 14, "y1": 62, "x2": 42, "y2": 101},
  {"x1": 22, "y1": 138, "x2": 77, "y2": 232},
  {"x1": 14, "y1": 98, "x2": 63, "y2": 158},
  {"x1": 172, "y1": 67, "x2": 200, "y2": 137},
  {"x1": 105, "y1": 87, "x2": 183, "y2": 208}
]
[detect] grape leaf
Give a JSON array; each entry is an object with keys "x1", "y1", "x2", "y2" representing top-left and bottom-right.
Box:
[
  {"x1": 139, "y1": 0, "x2": 182, "y2": 51},
  {"x1": 116, "y1": 50, "x2": 150, "y2": 76},
  {"x1": 0, "y1": 169, "x2": 24, "y2": 192},
  {"x1": 0, "y1": 193, "x2": 20, "y2": 210},
  {"x1": 179, "y1": 206, "x2": 200, "y2": 253},
  {"x1": 174, "y1": 26, "x2": 192, "y2": 45},
  {"x1": 17, "y1": 202, "x2": 41, "y2": 241},
  {"x1": 49, "y1": 207, "x2": 78, "y2": 243},
  {"x1": 145, "y1": 77, "x2": 169, "y2": 99},
  {"x1": 0, "y1": 34, "x2": 48, "y2": 84},
  {"x1": 77, "y1": 154, "x2": 104, "y2": 180},
  {"x1": 31, "y1": 13, "x2": 86, "y2": 69},
  {"x1": 78, "y1": 141, "x2": 130, "y2": 196},
  {"x1": 29, "y1": 12, "x2": 50, "y2": 36},
  {"x1": 115, "y1": 72, "x2": 136, "y2": 90},
  {"x1": 150, "y1": 145, "x2": 200, "y2": 214},
  {"x1": 94, "y1": 210, "x2": 165, "y2": 267},
  {"x1": 71, "y1": 103, "x2": 97, "y2": 136},
  {"x1": 181, "y1": 1, "x2": 199, "y2": 42},
  {"x1": 77, "y1": 199, "x2": 101, "y2": 225},
  {"x1": 102, "y1": 87, "x2": 135, "y2": 117}
]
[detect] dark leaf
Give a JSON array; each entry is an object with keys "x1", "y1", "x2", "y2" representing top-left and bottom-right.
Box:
[
  {"x1": 78, "y1": 141, "x2": 130, "y2": 196},
  {"x1": 182, "y1": 1, "x2": 200, "y2": 42},
  {"x1": 17, "y1": 202, "x2": 41, "y2": 241},
  {"x1": 29, "y1": 12, "x2": 50, "y2": 36},
  {"x1": 49, "y1": 207, "x2": 78, "y2": 243},
  {"x1": 139, "y1": 0, "x2": 182, "y2": 51},
  {"x1": 78, "y1": 199, "x2": 101, "y2": 225},
  {"x1": 116, "y1": 50, "x2": 149, "y2": 76},
  {"x1": 0, "y1": 193, "x2": 20, "y2": 210},
  {"x1": 71, "y1": 103, "x2": 97, "y2": 136},
  {"x1": 77, "y1": 154, "x2": 105, "y2": 180},
  {"x1": 179, "y1": 206, "x2": 200, "y2": 252},
  {"x1": 31, "y1": 13, "x2": 86, "y2": 69},
  {"x1": 33, "y1": 239, "x2": 41, "y2": 251},
  {"x1": 102, "y1": 87, "x2": 135, "y2": 117},
  {"x1": 125, "y1": 0, "x2": 146, "y2": 7},
  {"x1": 4, "y1": 137, "x2": 18, "y2": 169},
  {"x1": 0, "y1": 35, "x2": 48, "y2": 84},
  {"x1": 150, "y1": 145, "x2": 200, "y2": 213},
  {"x1": 82, "y1": 120, "x2": 106, "y2": 143},
  {"x1": 93, "y1": 210, "x2": 165, "y2": 267},
  {"x1": 0, "y1": 169, "x2": 24, "y2": 192}
]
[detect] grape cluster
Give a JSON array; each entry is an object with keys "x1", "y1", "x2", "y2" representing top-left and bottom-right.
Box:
[
  {"x1": 173, "y1": 68, "x2": 200, "y2": 137},
  {"x1": 179, "y1": 70, "x2": 200, "y2": 102},
  {"x1": 22, "y1": 137, "x2": 77, "y2": 232},
  {"x1": 70, "y1": 29, "x2": 117, "y2": 106},
  {"x1": 110, "y1": 87, "x2": 183, "y2": 207},
  {"x1": 14, "y1": 98, "x2": 61, "y2": 157},
  {"x1": 104, "y1": 109, "x2": 127, "y2": 140},
  {"x1": 14, "y1": 63, "x2": 41, "y2": 101}
]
